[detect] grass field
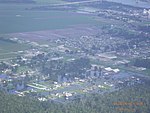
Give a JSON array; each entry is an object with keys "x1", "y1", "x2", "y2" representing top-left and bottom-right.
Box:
[
  {"x1": 0, "y1": 39, "x2": 29, "y2": 53},
  {"x1": 0, "y1": 3, "x2": 100, "y2": 59},
  {"x1": 0, "y1": 3, "x2": 100, "y2": 34},
  {"x1": 0, "y1": 38, "x2": 30, "y2": 60}
]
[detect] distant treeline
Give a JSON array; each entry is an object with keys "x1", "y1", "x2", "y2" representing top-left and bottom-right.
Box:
[{"x1": 0, "y1": 0, "x2": 35, "y2": 3}]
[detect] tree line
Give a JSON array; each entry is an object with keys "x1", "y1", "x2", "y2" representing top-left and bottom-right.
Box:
[{"x1": 0, "y1": 82, "x2": 150, "y2": 113}]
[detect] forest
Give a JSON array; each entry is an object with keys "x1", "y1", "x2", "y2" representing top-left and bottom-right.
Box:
[{"x1": 0, "y1": 82, "x2": 150, "y2": 113}]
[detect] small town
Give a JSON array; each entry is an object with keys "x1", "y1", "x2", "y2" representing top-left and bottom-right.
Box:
[{"x1": 0, "y1": 0, "x2": 150, "y2": 112}]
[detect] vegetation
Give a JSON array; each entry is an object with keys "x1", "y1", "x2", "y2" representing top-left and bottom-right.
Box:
[
  {"x1": 138, "y1": 25, "x2": 150, "y2": 33},
  {"x1": 30, "y1": 55, "x2": 91, "y2": 81},
  {"x1": 0, "y1": 3, "x2": 97, "y2": 34},
  {"x1": 0, "y1": 0, "x2": 66, "y2": 4},
  {"x1": 0, "y1": 0, "x2": 35, "y2": 3},
  {"x1": 134, "y1": 59, "x2": 150, "y2": 69},
  {"x1": 0, "y1": 83, "x2": 150, "y2": 113},
  {"x1": 0, "y1": 37, "x2": 30, "y2": 59},
  {"x1": 34, "y1": 0, "x2": 64, "y2": 4}
]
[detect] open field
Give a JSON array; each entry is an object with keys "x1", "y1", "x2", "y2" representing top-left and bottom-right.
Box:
[
  {"x1": 9, "y1": 25, "x2": 100, "y2": 42},
  {"x1": 34, "y1": 0, "x2": 65, "y2": 4},
  {"x1": 0, "y1": 39, "x2": 29, "y2": 53},
  {"x1": 0, "y1": 38, "x2": 30, "y2": 59},
  {"x1": 0, "y1": 3, "x2": 99, "y2": 34},
  {"x1": 0, "y1": 2, "x2": 127, "y2": 34},
  {"x1": 0, "y1": 0, "x2": 65, "y2": 4}
]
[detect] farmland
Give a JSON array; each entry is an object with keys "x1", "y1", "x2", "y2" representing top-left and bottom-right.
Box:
[
  {"x1": 0, "y1": 2, "x2": 102, "y2": 60},
  {"x1": 0, "y1": 0, "x2": 65, "y2": 4},
  {"x1": 0, "y1": 3, "x2": 99, "y2": 34}
]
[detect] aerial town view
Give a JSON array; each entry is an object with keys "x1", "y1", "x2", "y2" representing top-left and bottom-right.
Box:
[{"x1": 0, "y1": 0, "x2": 150, "y2": 113}]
